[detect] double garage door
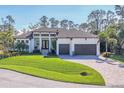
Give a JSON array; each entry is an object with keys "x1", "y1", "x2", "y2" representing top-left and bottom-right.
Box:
[
  {"x1": 59, "y1": 44, "x2": 96, "y2": 55},
  {"x1": 74, "y1": 44, "x2": 96, "y2": 55}
]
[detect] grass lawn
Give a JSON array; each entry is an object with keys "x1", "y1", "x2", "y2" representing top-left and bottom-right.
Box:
[
  {"x1": 0, "y1": 55, "x2": 105, "y2": 85},
  {"x1": 110, "y1": 54, "x2": 124, "y2": 63}
]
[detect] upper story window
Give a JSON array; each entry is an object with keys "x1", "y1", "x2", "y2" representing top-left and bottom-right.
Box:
[
  {"x1": 41, "y1": 34, "x2": 49, "y2": 36},
  {"x1": 17, "y1": 40, "x2": 20, "y2": 42},
  {"x1": 21, "y1": 40, "x2": 24, "y2": 43},
  {"x1": 50, "y1": 34, "x2": 56, "y2": 36},
  {"x1": 26, "y1": 40, "x2": 29, "y2": 43},
  {"x1": 34, "y1": 34, "x2": 40, "y2": 36}
]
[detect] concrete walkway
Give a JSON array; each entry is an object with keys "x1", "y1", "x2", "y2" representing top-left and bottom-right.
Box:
[
  {"x1": 0, "y1": 69, "x2": 104, "y2": 88},
  {"x1": 60, "y1": 55, "x2": 124, "y2": 88}
]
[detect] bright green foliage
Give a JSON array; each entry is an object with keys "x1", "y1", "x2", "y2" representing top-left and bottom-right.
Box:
[
  {"x1": 110, "y1": 54, "x2": 124, "y2": 63},
  {"x1": 99, "y1": 25, "x2": 118, "y2": 53},
  {"x1": 15, "y1": 42, "x2": 29, "y2": 52},
  {"x1": 0, "y1": 31, "x2": 14, "y2": 52},
  {"x1": 0, "y1": 55, "x2": 105, "y2": 85}
]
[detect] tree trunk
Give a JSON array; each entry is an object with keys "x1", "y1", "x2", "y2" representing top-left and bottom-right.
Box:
[{"x1": 105, "y1": 41, "x2": 108, "y2": 52}]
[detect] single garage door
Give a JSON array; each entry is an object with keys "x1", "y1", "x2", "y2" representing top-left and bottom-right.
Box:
[
  {"x1": 75, "y1": 44, "x2": 96, "y2": 55},
  {"x1": 59, "y1": 44, "x2": 70, "y2": 55}
]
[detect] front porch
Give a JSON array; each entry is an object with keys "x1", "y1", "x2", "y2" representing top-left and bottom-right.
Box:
[{"x1": 30, "y1": 32, "x2": 57, "y2": 55}]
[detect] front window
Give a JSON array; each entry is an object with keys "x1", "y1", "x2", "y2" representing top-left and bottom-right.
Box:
[
  {"x1": 34, "y1": 38, "x2": 39, "y2": 50},
  {"x1": 26, "y1": 40, "x2": 29, "y2": 43},
  {"x1": 17, "y1": 40, "x2": 20, "y2": 42},
  {"x1": 50, "y1": 34, "x2": 56, "y2": 36},
  {"x1": 41, "y1": 34, "x2": 49, "y2": 36},
  {"x1": 21, "y1": 40, "x2": 24, "y2": 43},
  {"x1": 42, "y1": 40, "x2": 49, "y2": 49},
  {"x1": 34, "y1": 34, "x2": 40, "y2": 36}
]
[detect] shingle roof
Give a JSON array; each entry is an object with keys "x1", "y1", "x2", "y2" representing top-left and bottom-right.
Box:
[
  {"x1": 33, "y1": 27, "x2": 59, "y2": 33},
  {"x1": 16, "y1": 27, "x2": 98, "y2": 39},
  {"x1": 15, "y1": 31, "x2": 32, "y2": 39},
  {"x1": 57, "y1": 30, "x2": 98, "y2": 38}
]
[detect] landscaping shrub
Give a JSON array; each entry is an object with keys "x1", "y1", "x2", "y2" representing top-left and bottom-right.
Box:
[
  {"x1": 11, "y1": 52, "x2": 20, "y2": 56},
  {"x1": 121, "y1": 49, "x2": 124, "y2": 55},
  {"x1": 18, "y1": 51, "x2": 31, "y2": 55},
  {"x1": 33, "y1": 50, "x2": 40, "y2": 53},
  {"x1": 48, "y1": 51, "x2": 57, "y2": 56},
  {"x1": 101, "y1": 52, "x2": 112, "y2": 57},
  {"x1": 0, "y1": 51, "x2": 20, "y2": 59},
  {"x1": 80, "y1": 72, "x2": 88, "y2": 76}
]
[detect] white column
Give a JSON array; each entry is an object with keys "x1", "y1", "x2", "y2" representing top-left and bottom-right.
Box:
[
  {"x1": 97, "y1": 41, "x2": 100, "y2": 56},
  {"x1": 70, "y1": 38, "x2": 73, "y2": 56},
  {"x1": 30, "y1": 38, "x2": 34, "y2": 53},
  {"x1": 49, "y1": 33, "x2": 51, "y2": 52},
  {"x1": 56, "y1": 39, "x2": 59, "y2": 55},
  {"x1": 72, "y1": 39, "x2": 75, "y2": 56},
  {"x1": 39, "y1": 34, "x2": 42, "y2": 52},
  {"x1": 29, "y1": 39, "x2": 31, "y2": 53},
  {"x1": 32, "y1": 39, "x2": 34, "y2": 52}
]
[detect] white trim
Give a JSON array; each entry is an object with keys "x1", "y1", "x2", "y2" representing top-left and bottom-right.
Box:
[
  {"x1": 70, "y1": 39, "x2": 73, "y2": 56},
  {"x1": 96, "y1": 41, "x2": 100, "y2": 56},
  {"x1": 56, "y1": 39, "x2": 59, "y2": 55},
  {"x1": 39, "y1": 34, "x2": 42, "y2": 52},
  {"x1": 48, "y1": 33, "x2": 51, "y2": 52}
]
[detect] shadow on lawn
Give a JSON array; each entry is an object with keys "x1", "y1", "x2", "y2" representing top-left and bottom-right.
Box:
[{"x1": 43, "y1": 55, "x2": 58, "y2": 58}]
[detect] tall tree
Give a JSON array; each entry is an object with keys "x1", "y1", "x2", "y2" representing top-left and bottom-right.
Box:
[
  {"x1": 117, "y1": 23, "x2": 124, "y2": 48},
  {"x1": 68, "y1": 21, "x2": 74, "y2": 29},
  {"x1": 39, "y1": 16, "x2": 49, "y2": 28},
  {"x1": 49, "y1": 18, "x2": 59, "y2": 28},
  {"x1": 1, "y1": 18, "x2": 7, "y2": 32},
  {"x1": 79, "y1": 23, "x2": 88, "y2": 32},
  {"x1": 88, "y1": 9, "x2": 106, "y2": 34},
  {"x1": 28, "y1": 23, "x2": 39, "y2": 30},
  {"x1": 74, "y1": 24, "x2": 79, "y2": 30},
  {"x1": 101, "y1": 10, "x2": 117, "y2": 31},
  {"x1": 0, "y1": 15, "x2": 15, "y2": 32},
  {"x1": 0, "y1": 31, "x2": 14, "y2": 53},
  {"x1": 99, "y1": 31, "x2": 109, "y2": 52},
  {"x1": 60, "y1": 20, "x2": 68, "y2": 29},
  {"x1": 99, "y1": 25, "x2": 118, "y2": 53},
  {"x1": 115, "y1": 5, "x2": 124, "y2": 20},
  {"x1": 87, "y1": 21, "x2": 98, "y2": 34}
]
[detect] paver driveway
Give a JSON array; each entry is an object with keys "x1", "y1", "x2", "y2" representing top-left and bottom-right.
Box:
[{"x1": 60, "y1": 55, "x2": 124, "y2": 88}]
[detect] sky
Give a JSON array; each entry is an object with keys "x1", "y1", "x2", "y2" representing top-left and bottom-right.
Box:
[{"x1": 0, "y1": 5, "x2": 115, "y2": 30}]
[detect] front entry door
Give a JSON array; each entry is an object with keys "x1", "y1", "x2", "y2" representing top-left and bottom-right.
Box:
[{"x1": 42, "y1": 40, "x2": 49, "y2": 49}]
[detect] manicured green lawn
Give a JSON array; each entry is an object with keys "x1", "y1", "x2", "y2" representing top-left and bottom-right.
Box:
[
  {"x1": 0, "y1": 55, "x2": 105, "y2": 85},
  {"x1": 110, "y1": 54, "x2": 124, "y2": 63}
]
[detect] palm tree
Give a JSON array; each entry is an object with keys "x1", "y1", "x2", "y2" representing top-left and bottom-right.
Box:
[
  {"x1": 99, "y1": 30, "x2": 109, "y2": 52},
  {"x1": 117, "y1": 23, "x2": 124, "y2": 48}
]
